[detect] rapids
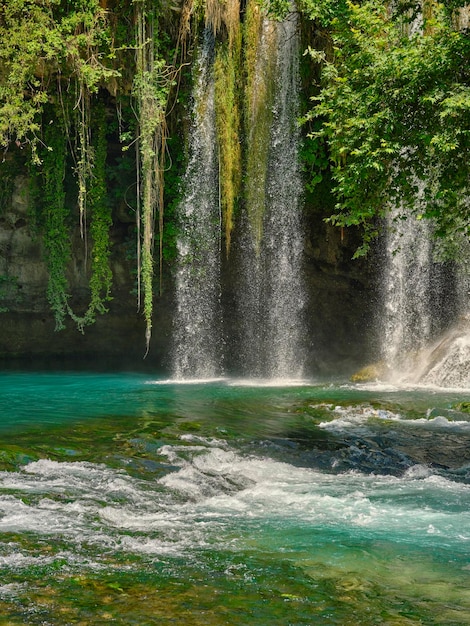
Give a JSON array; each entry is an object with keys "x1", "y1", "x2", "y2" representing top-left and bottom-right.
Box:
[{"x1": 1, "y1": 372, "x2": 470, "y2": 624}]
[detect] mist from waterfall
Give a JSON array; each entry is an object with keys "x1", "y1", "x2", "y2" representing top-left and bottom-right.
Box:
[
  {"x1": 414, "y1": 232, "x2": 470, "y2": 387},
  {"x1": 379, "y1": 205, "x2": 470, "y2": 388},
  {"x1": 172, "y1": 33, "x2": 223, "y2": 380},
  {"x1": 172, "y1": 10, "x2": 306, "y2": 381},
  {"x1": 236, "y1": 10, "x2": 306, "y2": 380},
  {"x1": 381, "y1": 210, "x2": 433, "y2": 375}
]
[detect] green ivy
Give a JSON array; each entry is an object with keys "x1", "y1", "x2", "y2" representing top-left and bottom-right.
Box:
[
  {"x1": 71, "y1": 101, "x2": 113, "y2": 331},
  {"x1": 0, "y1": 0, "x2": 118, "y2": 161},
  {"x1": 0, "y1": 275, "x2": 20, "y2": 313},
  {"x1": 0, "y1": 161, "x2": 16, "y2": 215},
  {"x1": 132, "y1": 0, "x2": 171, "y2": 355},
  {"x1": 0, "y1": 0, "x2": 181, "y2": 348},
  {"x1": 42, "y1": 115, "x2": 71, "y2": 330}
]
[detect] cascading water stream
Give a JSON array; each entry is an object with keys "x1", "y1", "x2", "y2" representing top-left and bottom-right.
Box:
[
  {"x1": 380, "y1": 206, "x2": 470, "y2": 388},
  {"x1": 172, "y1": 33, "x2": 223, "y2": 380},
  {"x1": 237, "y1": 9, "x2": 306, "y2": 380},
  {"x1": 172, "y1": 9, "x2": 306, "y2": 380},
  {"x1": 376, "y1": 6, "x2": 470, "y2": 389},
  {"x1": 414, "y1": 240, "x2": 470, "y2": 388},
  {"x1": 381, "y1": 209, "x2": 433, "y2": 377}
]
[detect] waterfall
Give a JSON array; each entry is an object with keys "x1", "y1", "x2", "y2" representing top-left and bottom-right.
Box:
[
  {"x1": 413, "y1": 236, "x2": 470, "y2": 387},
  {"x1": 237, "y1": 10, "x2": 306, "y2": 380},
  {"x1": 172, "y1": 33, "x2": 223, "y2": 380},
  {"x1": 172, "y1": 11, "x2": 306, "y2": 381},
  {"x1": 379, "y1": 205, "x2": 470, "y2": 387},
  {"x1": 381, "y1": 210, "x2": 433, "y2": 376}
]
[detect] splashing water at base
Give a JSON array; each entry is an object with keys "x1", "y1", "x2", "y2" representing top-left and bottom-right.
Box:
[{"x1": 412, "y1": 241, "x2": 470, "y2": 388}]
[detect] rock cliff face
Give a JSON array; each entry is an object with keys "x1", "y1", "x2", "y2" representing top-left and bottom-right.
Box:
[
  {"x1": 0, "y1": 174, "x2": 376, "y2": 375},
  {"x1": 303, "y1": 211, "x2": 377, "y2": 376},
  {"x1": 0, "y1": 175, "x2": 172, "y2": 372}
]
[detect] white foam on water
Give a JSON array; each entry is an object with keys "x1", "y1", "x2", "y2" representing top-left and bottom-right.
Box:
[
  {"x1": 99, "y1": 507, "x2": 181, "y2": 531},
  {"x1": 413, "y1": 415, "x2": 470, "y2": 430},
  {"x1": 349, "y1": 379, "x2": 470, "y2": 393},
  {"x1": 2, "y1": 460, "x2": 151, "y2": 508},
  {"x1": 180, "y1": 434, "x2": 229, "y2": 447},
  {"x1": 147, "y1": 377, "x2": 228, "y2": 386},
  {"x1": 180, "y1": 449, "x2": 470, "y2": 547},
  {"x1": 0, "y1": 495, "x2": 78, "y2": 534},
  {"x1": 0, "y1": 582, "x2": 27, "y2": 598},
  {"x1": 146, "y1": 377, "x2": 314, "y2": 388},
  {"x1": 116, "y1": 535, "x2": 188, "y2": 556},
  {"x1": 318, "y1": 405, "x2": 470, "y2": 434},
  {"x1": 155, "y1": 445, "x2": 470, "y2": 542},
  {"x1": 346, "y1": 382, "x2": 406, "y2": 392},
  {"x1": 227, "y1": 377, "x2": 312, "y2": 388},
  {"x1": 1, "y1": 441, "x2": 470, "y2": 562},
  {"x1": 0, "y1": 552, "x2": 56, "y2": 568},
  {"x1": 0, "y1": 549, "x2": 101, "y2": 571}
]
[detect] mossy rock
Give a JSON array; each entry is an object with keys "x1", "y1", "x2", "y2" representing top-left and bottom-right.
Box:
[
  {"x1": 452, "y1": 402, "x2": 470, "y2": 414},
  {"x1": 350, "y1": 362, "x2": 386, "y2": 383}
]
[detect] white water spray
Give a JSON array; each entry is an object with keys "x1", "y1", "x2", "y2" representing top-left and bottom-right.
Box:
[
  {"x1": 172, "y1": 34, "x2": 223, "y2": 379},
  {"x1": 379, "y1": 204, "x2": 470, "y2": 387},
  {"x1": 414, "y1": 241, "x2": 470, "y2": 388},
  {"x1": 381, "y1": 210, "x2": 433, "y2": 375},
  {"x1": 238, "y1": 11, "x2": 306, "y2": 379}
]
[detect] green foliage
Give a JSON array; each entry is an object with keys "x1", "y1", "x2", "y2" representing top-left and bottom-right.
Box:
[
  {"x1": 0, "y1": 160, "x2": 15, "y2": 214},
  {"x1": 214, "y1": 36, "x2": 242, "y2": 255},
  {"x1": 132, "y1": 0, "x2": 172, "y2": 355},
  {"x1": 297, "y1": 0, "x2": 349, "y2": 25},
  {"x1": 71, "y1": 102, "x2": 113, "y2": 331},
  {"x1": 35, "y1": 99, "x2": 114, "y2": 332},
  {"x1": 299, "y1": 126, "x2": 328, "y2": 194},
  {"x1": 0, "y1": 0, "x2": 175, "y2": 348},
  {"x1": 162, "y1": 135, "x2": 185, "y2": 264},
  {"x1": 0, "y1": 0, "x2": 118, "y2": 161},
  {"x1": 244, "y1": 0, "x2": 276, "y2": 251},
  {"x1": 41, "y1": 116, "x2": 71, "y2": 330},
  {"x1": 453, "y1": 401, "x2": 470, "y2": 414},
  {"x1": 263, "y1": 0, "x2": 291, "y2": 21},
  {"x1": 302, "y1": 0, "x2": 470, "y2": 257},
  {"x1": 0, "y1": 274, "x2": 20, "y2": 312}
]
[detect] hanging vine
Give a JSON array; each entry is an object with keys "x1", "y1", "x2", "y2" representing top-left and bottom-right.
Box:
[
  {"x1": 42, "y1": 114, "x2": 71, "y2": 331},
  {"x1": 244, "y1": 0, "x2": 277, "y2": 252},
  {"x1": 213, "y1": 0, "x2": 242, "y2": 256},
  {"x1": 69, "y1": 101, "x2": 113, "y2": 331},
  {"x1": 75, "y1": 85, "x2": 93, "y2": 242},
  {"x1": 133, "y1": 0, "x2": 170, "y2": 356}
]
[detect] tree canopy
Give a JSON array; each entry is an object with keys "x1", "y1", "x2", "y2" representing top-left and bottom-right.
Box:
[
  {"x1": 1, "y1": 0, "x2": 469, "y2": 340},
  {"x1": 301, "y1": 0, "x2": 470, "y2": 257}
]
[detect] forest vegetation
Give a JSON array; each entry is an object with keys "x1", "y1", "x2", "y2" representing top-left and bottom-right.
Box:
[{"x1": 0, "y1": 0, "x2": 469, "y2": 343}]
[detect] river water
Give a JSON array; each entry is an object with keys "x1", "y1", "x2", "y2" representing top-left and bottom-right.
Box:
[{"x1": 1, "y1": 373, "x2": 470, "y2": 624}]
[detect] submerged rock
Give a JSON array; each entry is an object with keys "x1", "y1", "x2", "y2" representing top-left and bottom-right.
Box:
[{"x1": 350, "y1": 362, "x2": 387, "y2": 383}]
